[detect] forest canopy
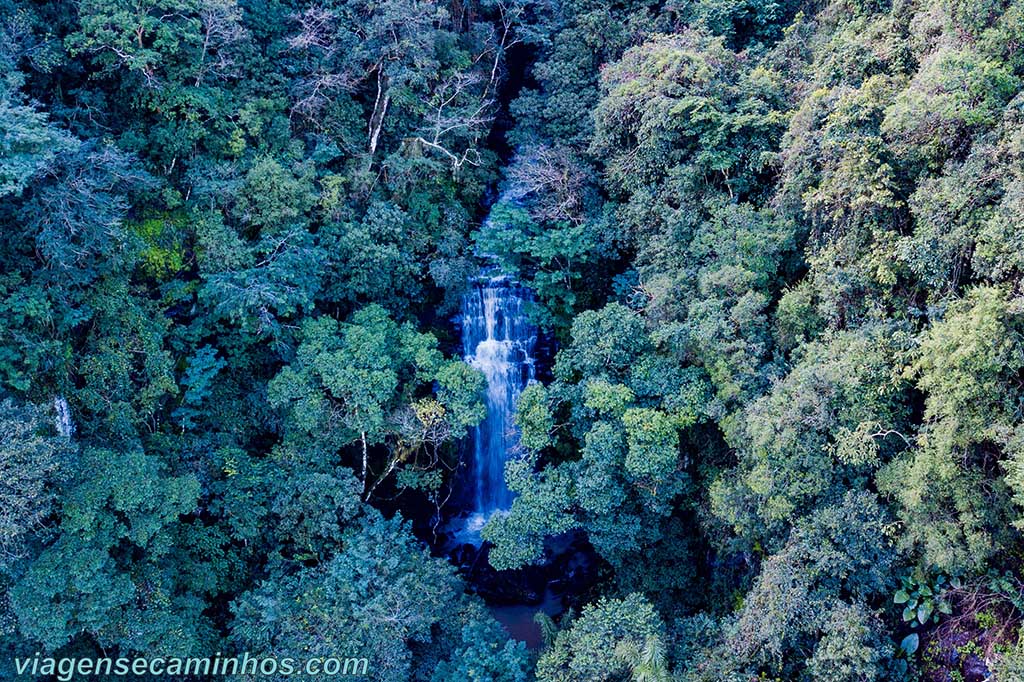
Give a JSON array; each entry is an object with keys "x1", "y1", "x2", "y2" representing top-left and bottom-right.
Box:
[{"x1": 2, "y1": 0, "x2": 1024, "y2": 679}]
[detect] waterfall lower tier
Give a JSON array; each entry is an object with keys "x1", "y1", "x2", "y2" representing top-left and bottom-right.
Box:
[
  {"x1": 438, "y1": 276, "x2": 596, "y2": 644},
  {"x1": 457, "y1": 276, "x2": 537, "y2": 540}
]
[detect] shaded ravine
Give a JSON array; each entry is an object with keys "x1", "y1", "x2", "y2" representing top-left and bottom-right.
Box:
[
  {"x1": 435, "y1": 211, "x2": 598, "y2": 648},
  {"x1": 422, "y1": 36, "x2": 597, "y2": 650}
]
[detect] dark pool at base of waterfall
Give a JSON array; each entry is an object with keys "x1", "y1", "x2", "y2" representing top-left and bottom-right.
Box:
[
  {"x1": 436, "y1": 516, "x2": 600, "y2": 648},
  {"x1": 490, "y1": 589, "x2": 563, "y2": 649}
]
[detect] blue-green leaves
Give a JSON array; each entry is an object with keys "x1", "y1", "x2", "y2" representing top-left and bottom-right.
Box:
[
  {"x1": 900, "y1": 633, "x2": 919, "y2": 656},
  {"x1": 0, "y1": 99, "x2": 75, "y2": 198},
  {"x1": 894, "y1": 572, "x2": 956, "y2": 627}
]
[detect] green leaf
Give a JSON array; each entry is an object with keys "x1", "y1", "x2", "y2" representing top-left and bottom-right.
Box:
[
  {"x1": 894, "y1": 590, "x2": 910, "y2": 604},
  {"x1": 903, "y1": 605, "x2": 916, "y2": 622},
  {"x1": 901, "y1": 633, "x2": 920, "y2": 656},
  {"x1": 917, "y1": 601, "x2": 933, "y2": 625}
]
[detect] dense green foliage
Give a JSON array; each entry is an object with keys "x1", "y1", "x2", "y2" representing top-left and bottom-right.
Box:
[{"x1": 3, "y1": 0, "x2": 1024, "y2": 679}]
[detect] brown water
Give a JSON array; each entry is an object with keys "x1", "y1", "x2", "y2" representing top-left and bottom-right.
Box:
[{"x1": 488, "y1": 589, "x2": 563, "y2": 649}]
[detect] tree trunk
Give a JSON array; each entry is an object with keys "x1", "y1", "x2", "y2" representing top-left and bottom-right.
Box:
[
  {"x1": 361, "y1": 431, "x2": 369, "y2": 489},
  {"x1": 367, "y1": 68, "x2": 390, "y2": 166}
]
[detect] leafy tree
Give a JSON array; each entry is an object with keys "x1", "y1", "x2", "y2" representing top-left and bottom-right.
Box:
[
  {"x1": 268, "y1": 305, "x2": 484, "y2": 499},
  {"x1": 879, "y1": 286, "x2": 1024, "y2": 573},
  {"x1": 711, "y1": 326, "x2": 911, "y2": 549},
  {"x1": 552, "y1": 304, "x2": 651, "y2": 383},
  {"x1": 592, "y1": 31, "x2": 782, "y2": 202},
  {"x1": 430, "y1": 616, "x2": 530, "y2": 682},
  {"x1": 10, "y1": 447, "x2": 205, "y2": 653},
  {"x1": 535, "y1": 593, "x2": 667, "y2": 682},
  {"x1": 686, "y1": 493, "x2": 899, "y2": 680},
  {"x1": 230, "y1": 511, "x2": 462, "y2": 681},
  {"x1": 0, "y1": 98, "x2": 75, "y2": 197},
  {"x1": 882, "y1": 46, "x2": 1019, "y2": 171},
  {"x1": 0, "y1": 399, "x2": 72, "y2": 568}
]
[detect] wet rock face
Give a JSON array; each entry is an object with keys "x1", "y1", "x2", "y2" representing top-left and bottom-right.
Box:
[
  {"x1": 450, "y1": 542, "x2": 546, "y2": 606},
  {"x1": 448, "y1": 532, "x2": 600, "y2": 608}
]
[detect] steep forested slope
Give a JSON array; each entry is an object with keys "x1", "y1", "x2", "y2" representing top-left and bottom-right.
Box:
[{"x1": 2, "y1": 0, "x2": 1024, "y2": 679}]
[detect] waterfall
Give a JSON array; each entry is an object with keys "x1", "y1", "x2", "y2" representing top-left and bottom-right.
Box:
[{"x1": 459, "y1": 275, "x2": 537, "y2": 533}]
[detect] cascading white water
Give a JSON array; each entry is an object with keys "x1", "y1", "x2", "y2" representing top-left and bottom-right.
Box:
[{"x1": 459, "y1": 275, "x2": 537, "y2": 534}]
